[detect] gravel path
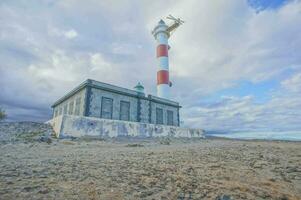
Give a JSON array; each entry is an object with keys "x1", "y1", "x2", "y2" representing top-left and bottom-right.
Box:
[{"x1": 0, "y1": 138, "x2": 300, "y2": 200}]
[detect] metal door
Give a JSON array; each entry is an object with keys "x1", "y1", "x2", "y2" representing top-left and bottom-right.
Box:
[
  {"x1": 101, "y1": 97, "x2": 113, "y2": 119},
  {"x1": 120, "y1": 101, "x2": 130, "y2": 121}
]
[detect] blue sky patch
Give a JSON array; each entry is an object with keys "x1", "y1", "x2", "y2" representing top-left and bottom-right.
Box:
[{"x1": 248, "y1": 0, "x2": 290, "y2": 11}]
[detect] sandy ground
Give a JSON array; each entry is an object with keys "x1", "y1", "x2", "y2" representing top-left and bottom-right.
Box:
[{"x1": 0, "y1": 138, "x2": 300, "y2": 200}]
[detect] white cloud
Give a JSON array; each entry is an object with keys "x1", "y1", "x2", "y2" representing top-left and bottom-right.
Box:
[
  {"x1": 48, "y1": 27, "x2": 78, "y2": 39},
  {"x1": 64, "y1": 29, "x2": 78, "y2": 39},
  {"x1": 165, "y1": 0, "x2": 301, "y2": 90},
  {"x1": 0, "y1": 0, "x2": 301, "y2": 131},
  {"x1": 281, "y1": 72, "x2": 301, "y2": 93},
  {"x1": 183, "y1": 69, "x2": 301, "y2": 131},
  {"x1": 183, "y1": 90, "x2": 301, "y2": 131},
  {"x1": 90, "y1": 53, "x2": 112, "y2": 72}
]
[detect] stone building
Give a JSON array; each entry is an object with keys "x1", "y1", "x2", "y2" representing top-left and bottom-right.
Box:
[{"x1": 52, "y1": 79, "x2": 181, "y2": 126}]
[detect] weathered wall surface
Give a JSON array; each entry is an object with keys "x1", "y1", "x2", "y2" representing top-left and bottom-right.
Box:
[
  {"x1": 47, "y1": 115, "x2": 63, "y2": 138},
  {"x1": 53, "y1": 88, "x2": 86, "y2": 118},
  {"x1": 48, "y1": 115, "x2": 204, "y2": 138},
  {"x1": 51, "y1": 79, "x2": 181, "y2": 127},
  {"x1": 139, "y1": 99, "x2": 150, "y2": 123},
  {"x1": 88, "y1": 88, "x2": 138, "y2": 122},
  {"x1": 150, "y1": 101, "x2": 179, "y2": 126},
  {"x1": 87, "y1": 87, "x2": 179, "y2": 126}
]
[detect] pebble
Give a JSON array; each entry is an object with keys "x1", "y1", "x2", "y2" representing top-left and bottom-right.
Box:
[{"x1": 216, "y1": 194, "x2": 232, "y2": 200}]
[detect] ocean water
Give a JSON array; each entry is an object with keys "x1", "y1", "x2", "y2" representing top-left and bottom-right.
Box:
[{"x1": 210, "y1": 131, "x2": 301, "y2": 141}]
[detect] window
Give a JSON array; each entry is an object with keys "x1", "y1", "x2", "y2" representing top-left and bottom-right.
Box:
[
  {"x1": 156, "y1": 108, "x2": 163, "y2": 124},
  {"x1": 74, "y1": 97, "x2": 81, "y2": 115},
  {"x1": 54, "y1": 110, "x2": 58, "y2": 117},
  {"x1": 120, "y1": 101, "x2": 130, "y2": 121},
  {"x1": 68, "y1": 101, "x2": 74, "y2": 115},
  {"x1": 59, "y1": 107, "x2": 62, "y2": 115},
  {"x1": 167, "y1": 110, "x2": 173, "y2": 126},
  {"x1": 63, "y1": 104, "x2": 68, "y2": 114},
  {"x1": 101, "y1": 97, "x2": 113, "y2": 119}
]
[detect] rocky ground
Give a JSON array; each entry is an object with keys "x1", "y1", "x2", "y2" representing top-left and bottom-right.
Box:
[
  {"x1": 0, "y1": 122, "x2": 53, "y2": 143},
  {"x1": 0, "y1": 122, "x2": 300, "y2": 200}
]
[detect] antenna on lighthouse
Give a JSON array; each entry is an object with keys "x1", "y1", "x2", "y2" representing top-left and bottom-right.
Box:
[
  {"x1": 152, "y1": 15, "x2": 184, "y2": 99},
  {"x1": 166, "y1": 14, "x2": 184, "y2": 35}
]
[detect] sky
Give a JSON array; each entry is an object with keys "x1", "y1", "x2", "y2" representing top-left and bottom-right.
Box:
[{"x1": 0, "y1": 0, "x2": 301, "y2": 131}]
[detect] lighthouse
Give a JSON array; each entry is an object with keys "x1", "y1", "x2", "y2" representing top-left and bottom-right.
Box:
[{"x1": 152, "y1": 15, "x2": 184, "y2": 99}]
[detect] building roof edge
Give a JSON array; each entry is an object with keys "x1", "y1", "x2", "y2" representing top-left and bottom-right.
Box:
[{"x1": 51, "y1": 79, "x2": 181, "y2": 108}]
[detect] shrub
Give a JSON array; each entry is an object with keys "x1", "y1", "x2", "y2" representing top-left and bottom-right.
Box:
[{"x1": 0, "y1": 108, "x2": 6, "y2": 121}]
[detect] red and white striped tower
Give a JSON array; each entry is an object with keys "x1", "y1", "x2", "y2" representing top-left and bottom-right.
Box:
[
  {"x1": 153, "y1": 19, "x2": 170, "y2": 99},
  {"x1": 152, "y1": 16, "x2": 184, "y2": 99}
]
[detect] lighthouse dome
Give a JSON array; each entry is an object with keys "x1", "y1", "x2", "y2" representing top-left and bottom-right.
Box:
[
  {"x1": 158, "y1": 19, "x2": 165, "y2": 24},
  {"x1": 134, "y1": 82, "x2": 145, "y2": 96}
]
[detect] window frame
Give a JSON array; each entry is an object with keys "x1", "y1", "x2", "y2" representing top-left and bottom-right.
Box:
[
  {"x1": 63, "y1": 104, "x2": 68, "y2": 115},
  {"x1": 68, "y1": 101, "x2": 74, "y2": 115},
  {"x1": 74, "y1": 97, "x2": 81, "y2": 115},
  {"x1": 156, "y1": 108, "x2": 163, "y2": 125},
  {"x1": 119, "y1": 100, "x2": 130, "y2": 121},
  {"x1": 101, "y1": 97, "x2": 113, "y2": 119},
  {"x1": 167, "y1": 110, "x2": 173, "y2": 126}
]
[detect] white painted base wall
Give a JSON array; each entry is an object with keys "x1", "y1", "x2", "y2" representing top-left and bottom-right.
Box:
[{"x1": 47, "y1": 115, "x2": 204, "y2": 138}]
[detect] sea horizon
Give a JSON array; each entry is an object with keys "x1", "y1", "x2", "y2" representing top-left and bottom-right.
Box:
[{"x1": 207, "y1": 130, "x2": 301, "y2": 141}]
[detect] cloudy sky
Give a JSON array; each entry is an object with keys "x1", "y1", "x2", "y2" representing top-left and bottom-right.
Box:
[{"x1": 0, "y1": 0, "x2": 300, "y2": 131}]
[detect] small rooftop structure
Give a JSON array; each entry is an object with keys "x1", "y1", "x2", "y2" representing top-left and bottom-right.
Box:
[
  {"x1": 52, "y1": 79, "x2": 181, "y2": 126},
  {"x1": 134, "y1": 82, "x2": 145, "y2": 95}
]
